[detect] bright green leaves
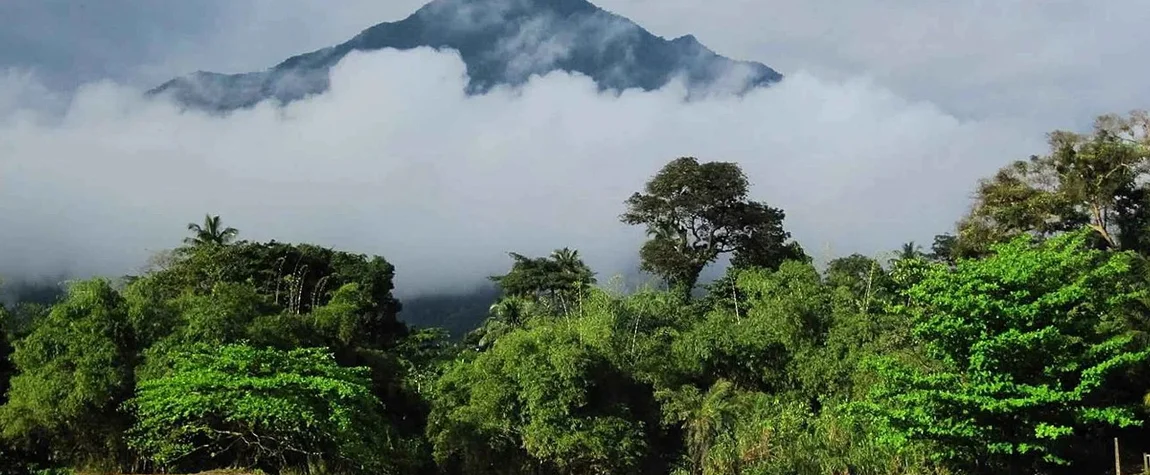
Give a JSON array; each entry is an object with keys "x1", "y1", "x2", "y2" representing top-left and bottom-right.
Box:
[
  {"x1": 126, "y1": 343, "x2": 392, "y2": 474},
  {"x1": 866, "y1": 232, "x2": 1150, "y2": 470},
  {"x1": 659, "y1": 380, "x2": 942, "y2": 475},
  {"x1": 0, "y1": 235, "x2": 421, "y2": 473}
]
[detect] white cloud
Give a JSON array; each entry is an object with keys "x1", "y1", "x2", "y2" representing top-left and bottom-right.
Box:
[
  {"x1": 0, "y1": 47, "x2": 1045, "y2": 296},
  {"x1": 593, "y1": 0, "x2": 1150, "y2": 123}
]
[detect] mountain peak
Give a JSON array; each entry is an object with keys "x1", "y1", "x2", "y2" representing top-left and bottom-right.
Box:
[{"x1": 149, "y1": 0, "x2": 782, "y2": 111}]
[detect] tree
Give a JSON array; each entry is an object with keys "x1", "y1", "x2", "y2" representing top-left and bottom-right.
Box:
[
  {"x1": 675, "y1": 262, "x2": 830, "y2": 394},
  {"x1": 183, "y1": 214, "x2": 239, "y2": 247},
  {"x1": 865, "y1": 231, "x2": 1150, "y2": 472},
  {"x1": 127, "y1": 343, "x2": 394, "y2": 474},
  {"x1": 0, "y1": 279, "x2": 136, "y2": 470},
  {"x1": 427, "y1": 324, "x2": 661, "y2": 475},
  {"x1": 824, "y1": 254, "x2": 895, "y2": 316},
  {"x1": 142, "y1": 240, "x2": 405, "y2": 347},
  {"x1": 957, "y1": 111, "x2": 1150, "y2": 256},
  {"x1": 895, "y1": 241, "x2": 923, "y2": 261},
  {"x1": 658, "y1": 380, "x2": 938, "y2": 475},
  {"x1": 0, "y1": 301, "x2": 12, "y2": 405},
  {"x1": 927, "y1": 234, "x2": 958, "y2": 264},
  {"x1": 489, "y1": 248, "x2": 595, "y2": 315},
  {"x1": 621, "y1": 157, "x2": 796, "y2": 298}
]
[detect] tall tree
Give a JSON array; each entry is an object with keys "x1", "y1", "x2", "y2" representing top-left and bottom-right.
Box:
[
  {"x1": 927, "y1": 233, "x2": 958, "y2": 264},
  {"x1": 183, "y1": 214, "x2": 239, "y2": 247},
  {"x1": 957, "y1": 111, "x2": 1150, "y2": 256},
  {"x1": 895, "y1": 241, "x2": 923, "y2": 261},
  {"x1": 621, "y1": 157, "x2": 796, "y2": 298}
]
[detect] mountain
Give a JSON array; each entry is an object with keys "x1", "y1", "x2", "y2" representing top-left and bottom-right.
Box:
[{"x1": 149, "y1": 0, "x2": 782, "y2": 111}]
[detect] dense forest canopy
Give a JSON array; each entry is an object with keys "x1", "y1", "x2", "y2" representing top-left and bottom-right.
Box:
[{"x1": 3, "y1": 111, "x2": 1150, "y2": 475}]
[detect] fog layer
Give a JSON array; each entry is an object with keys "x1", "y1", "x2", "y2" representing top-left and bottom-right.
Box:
[{"x1": 0, "y1": 47, "x2": 1044, "y2": 295}]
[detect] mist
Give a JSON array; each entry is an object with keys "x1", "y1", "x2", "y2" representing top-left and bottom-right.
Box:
[{"x1": 0, "y1": 46, "x2": 1045, "y2": 296}]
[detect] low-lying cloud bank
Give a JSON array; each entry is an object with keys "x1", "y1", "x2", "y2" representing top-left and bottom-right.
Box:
[{"x1": 0, "y1": 47, "x2": 1044, "y2": 295}]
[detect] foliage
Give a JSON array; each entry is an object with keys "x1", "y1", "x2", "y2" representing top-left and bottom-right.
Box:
[
  {"x1": 864, "y1": 232, "x2": 1150, "y2": 472},
  {"x1": 428, "y1": 316, "x2": 668, "y2": 475},
  {"x1": 957, "y1": 111, "x2": 1150, "y2": 256},
  {"x1": 489, "y1": 248, "x2": 596, "y2": 314},
  {"x1": 0, "y1": 279, "x2": 135, "y2": 470},
  {"x1": 142, "y1": 240, "x2": 406, "y2": 346},
  {"x1": 621, "y1": 157, "x2": 798, "y2": 297},
  {"x1": 184, "y1": 214, "x2": 240, "y2": 247},
  {"x1": 127, "y1": 343, "x2": 394, "y2": 474},
  {"x1": 674, "y1": 262, "x2": 829, "y2": 393},
  {"x1": 10, "y1": 119, "x2": 1150, "y2": 475},
  {"x1": 660, "y1": 381, "x2": 946, "y2": 475},
  {"x1": 0, "y1": 302, "x2": 12, "y2": 404}
]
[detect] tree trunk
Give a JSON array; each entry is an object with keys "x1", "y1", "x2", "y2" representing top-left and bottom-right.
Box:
[{"x1": 673, "y1": 264, "x2": 704, "y2": 302}]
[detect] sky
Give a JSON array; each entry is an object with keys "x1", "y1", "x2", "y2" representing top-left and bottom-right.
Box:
[{"x1": 0, "y1": 0, "x2": 1143, "y2": 295}]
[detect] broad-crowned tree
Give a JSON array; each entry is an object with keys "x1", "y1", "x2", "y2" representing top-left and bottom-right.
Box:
[
  {"x1": 621, "y1": 157, "x2": 797, "y2": 299},
  {"x1": 957, "y1": 111, "x2": 1150, "y2": 256}
]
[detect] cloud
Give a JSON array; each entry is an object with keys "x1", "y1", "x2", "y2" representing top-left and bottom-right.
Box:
[
  {"x1": 6, "y1": 0, "x2": 1144, "y2": 131},
  {"x1": 594, "y1": 0, "x2": 1150, "y2": 124},
  {"x1": 483, "y1": 3, "x2": 641, "y2": 81},
  {"x1": 0, "y1": 46, "x2": 1045, "y2": 297}
]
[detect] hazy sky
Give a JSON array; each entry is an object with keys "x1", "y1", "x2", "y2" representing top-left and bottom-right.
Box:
[{"x1": 0, "y1": 0, "x2": 1141, "y2": 294}]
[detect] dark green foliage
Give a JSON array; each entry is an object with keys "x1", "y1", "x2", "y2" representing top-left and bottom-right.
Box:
[
  {"x1": 0, "y1": 294, "x2": 53, "y2": 475},
  {"x1": 400, "y1": 286, "x2": 501, "y2": 339},
  {"x1": 145, "y1": 240, "x2": 405, "y2": 346},
  {"x1": 127, "y1": 343, "x2": 394, "y2": 474},
  {"x1": 0, "y1": 303, "x2": 11, "y2": 403},
  {"x1": 824, "y1": 254, "x2": 896, "y2": 315},
  {"x1": 928, "y1": 234, "x2": 958, "y2": 264},
  {"x1": 427, "y1": 320, "x2": 667, "y2": 475},
  {"x1": 490, "y1": 248, "x2": 596, "y2": 314},
  {"x1": 184, "y1": 214, "x2": 239, "y2": 247},
  {"x1": 622, "y1": 157, "x2": 798, "y2": 298}
]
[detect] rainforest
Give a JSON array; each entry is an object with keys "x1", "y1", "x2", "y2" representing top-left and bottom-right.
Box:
[{"x1": 3, "y1": 111, "x2": 1150, "y2": 475}]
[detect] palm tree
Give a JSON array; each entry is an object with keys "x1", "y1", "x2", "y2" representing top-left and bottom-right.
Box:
[
  {"x1": 680, "y1": 380, "x2": 741, "y2": 474},
  {"x1": 184, "y1": 214, "x2": 239, "y2": 247},
  {"x1": 551, "y1": 247, "x2": 596, "y2": 284},
  {"x1": 551, "y1": 247, "x2": 581, "y2": 270},
  {"x1": 897, "y1": 241, "x2": 923, "y2": 261},
  {"x1": 474, "y1": 297, "x2": 532, "y2": 349}
]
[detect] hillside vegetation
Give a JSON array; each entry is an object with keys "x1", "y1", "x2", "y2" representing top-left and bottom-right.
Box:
[{"x1": 3, "y1": 111, "x2": 1150, "y2": 474}]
